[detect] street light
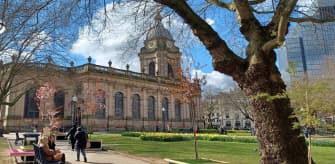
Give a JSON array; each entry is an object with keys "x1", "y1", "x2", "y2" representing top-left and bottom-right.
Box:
[
  {"x1": 162, "y1": 107, "x2": 166, "y2": 132},
  {"x1": 71, "y1": 96, "x2": 78, "y2": 126}
]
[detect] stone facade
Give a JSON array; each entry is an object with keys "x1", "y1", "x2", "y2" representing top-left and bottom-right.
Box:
[
  {"x1": 0, "y1": 15, "x2": 202, "y2": 132},
  {"x1": 203, "y1": 89, "x2": 253, "y2": 130}
]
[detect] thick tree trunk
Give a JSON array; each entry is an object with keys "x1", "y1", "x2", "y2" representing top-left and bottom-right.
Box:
[
  {"x1": 239, "y1": 51, "x2": 308, "y2": 164},
  {"x1": 152, "y1": 1, "x2": 308, "y2": 163}
]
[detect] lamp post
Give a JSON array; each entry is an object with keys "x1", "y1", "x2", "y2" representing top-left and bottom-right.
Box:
[
  {"x1": 162, "y1": 107, "x2": 166, "y2": 132},
  {"x1": 71, "y1": 96, "x2": 78, "y2": 126}
]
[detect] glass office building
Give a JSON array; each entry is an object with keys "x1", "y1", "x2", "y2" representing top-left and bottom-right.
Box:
[{"x1": 279, "y1": 0, "x2": 335, "y2": 81}]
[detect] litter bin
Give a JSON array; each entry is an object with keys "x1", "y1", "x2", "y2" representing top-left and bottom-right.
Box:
[{"x1": 0, "y1": 128, "x2": 3, "y2": 137}]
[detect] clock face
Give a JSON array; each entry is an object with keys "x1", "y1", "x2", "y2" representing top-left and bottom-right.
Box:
[{"x1": 148, "y1": 41, "x2": 156, "y2": 48}]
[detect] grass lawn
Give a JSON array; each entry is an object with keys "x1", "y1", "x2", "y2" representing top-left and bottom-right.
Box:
[{"x1": 92, "y1": 134, "x2": 335, "y2": 164}]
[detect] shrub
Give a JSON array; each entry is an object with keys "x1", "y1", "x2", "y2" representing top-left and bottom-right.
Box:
[
  {"x1": 140, "y1": 133, "x2": 190, "y2": 142},
  {"x1": 121, "y1": 132, "x2": 142, "y2": 137},
  {"x1": 199, "y1": 129, "x2": 218, "y2": 134},
  {"x1": 310, "y1": 140, "x2": 335, "y2": 147}
]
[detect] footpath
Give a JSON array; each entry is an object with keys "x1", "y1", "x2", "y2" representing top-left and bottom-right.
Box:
[{"x1": 3, "y1": 133, "x2": 167, "y2": 164}]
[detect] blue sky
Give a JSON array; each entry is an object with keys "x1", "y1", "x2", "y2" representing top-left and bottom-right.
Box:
[
  {"x1": 69, "y1": 0, "x2": 317, "y2": 92},
  {"x1": 69, "y1": 1, "x2": 244, "y2": 92}
]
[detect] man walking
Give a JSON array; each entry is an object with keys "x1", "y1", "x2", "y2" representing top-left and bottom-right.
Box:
[
  {"x1": 74, "y1": 127, "x2": 87, "y2": 162},
  {"x1": 66, "y1": 124, "x2": 77, "y2": 151}
]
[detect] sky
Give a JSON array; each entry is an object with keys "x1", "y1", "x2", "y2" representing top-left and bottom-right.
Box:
[
  {"x1": 69, "y1": 0, "x2": 317, "y2": 93},
  {"x1": 70, "y1": 1, "x2": 238, "y2": 93}
]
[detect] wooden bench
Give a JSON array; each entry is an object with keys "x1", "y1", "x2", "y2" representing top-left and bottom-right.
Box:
[{"x1": 32, "y1": 143, "x2": 64, "y2": 164}]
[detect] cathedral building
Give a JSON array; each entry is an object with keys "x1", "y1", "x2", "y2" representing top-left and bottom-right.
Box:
[{"x1": 0, "y1": 15, "x2": 202, "y2": 132}]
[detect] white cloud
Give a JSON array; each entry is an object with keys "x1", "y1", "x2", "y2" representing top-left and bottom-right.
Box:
[
  {"x1": 192, "y1": 70, "x2": 237, "y2": 93},
  {"x1": 71, "y1": 2, "x2": 195, "y2": 72},
  {"x1": 71, "y1": 2, "x2": 236, "y2": 92},
  {"x1": 205, "y1": 18, "x2": 215, "y2": 25},
  {"x1": 71, "y1": 2, "x2": 156, "y2": 71}
]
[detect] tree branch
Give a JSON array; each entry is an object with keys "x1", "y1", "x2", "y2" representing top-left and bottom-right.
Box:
[
  {"x1": 206, "y1": 0, "x2": 236, "y2": 11},
  {"x1": 154, "y1": 0, "x2": 246, "y2": 78},
  {"x1": 233, "y1": 0, "x2": 262, "y2": 41},
  {"x1": 252, "y1": 8, "x2": 274, "y2": 14},
  {"x1": 263, "y1": 0, "x2": 298, "y2": 53},
  {"x1": 248, "y1": 0, "x2": 266, "y2": 5},
  {"x1": 262, "y1": 16, "x2": 288, "y2": 54}
]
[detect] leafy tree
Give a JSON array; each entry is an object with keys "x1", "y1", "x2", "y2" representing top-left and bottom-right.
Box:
[
  {"x1": 152, "y1": 0, "x2": 335, "y2": 163},
  {"x1": 288, "y1": 75, "x2": 334, "y2": 164},
  {"x1": 288, "y1": 58, "x2": 335, "y2": 164}
]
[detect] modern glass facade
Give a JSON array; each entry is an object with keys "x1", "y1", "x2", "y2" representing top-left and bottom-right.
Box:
[{"x1": 279, "y1": 0, "x2": 335, "y2": 81}]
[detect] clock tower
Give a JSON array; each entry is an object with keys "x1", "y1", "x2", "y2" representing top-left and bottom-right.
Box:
[{"x1": 139, "y1": 13, "x2": 181, "y2": 78}]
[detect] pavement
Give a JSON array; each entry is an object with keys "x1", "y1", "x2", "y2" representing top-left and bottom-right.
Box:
[{"x1": 4, "y1": 133, "x2": 167, "y2": 164}]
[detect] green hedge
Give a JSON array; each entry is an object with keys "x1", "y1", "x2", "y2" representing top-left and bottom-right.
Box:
[
  {"x1": 121, "y1": 132, "x2": 142, "y2": 137},
  {"x1": 120, "y1": 132, "x2": 335, "y2": 147},
  {"x1": 208, "y1": 136, "x2": 257, "y2": 143},
  {"x1": 140, "y1": 134, "x2": 189, "y2": 142},
  {"x1": 137, "y1": 133, "x2": 257, "y2": 143},
  {"x1": 310, "y1": 140, "x2": 335, "y2": 147},
  {"x1": 199, "y1": 129, "x2": 218, "y2": 133}
]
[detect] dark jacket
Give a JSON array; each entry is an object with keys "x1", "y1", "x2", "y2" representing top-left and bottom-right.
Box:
[
  {"x1": 48, "y1": 141, "x2": 56, "y2": 150},
  {"x1": 74, "y1": 130, "x2": 87, "y2": 149},
  {"x1": 66, "y1": 126, "x2": 77, "y2": 140}
]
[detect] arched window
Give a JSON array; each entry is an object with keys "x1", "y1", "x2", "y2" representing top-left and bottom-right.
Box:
[
  {"x1": 132, "y1": 94, "x2": 140, "y2": 119},
  {"x1": 53, "y1": 90, "x2": 65, "y2": 119},
  {"x1": 175, "y1": 100, "x2": 181, "y2": 121},
  {"x1": 149, "y1": 62, "x2": 155, "y2": 76},
  {"x1": 168, "y1": 63, "x2": 174, "y2": 78},
  {"x1": 148, "y1": 96, "x2": 155, "y2": 120},
  {"x1": 115, "y1": 92, "x2": 124, "y2": 119},
  {"x1": 162, "y1": 97, "x2": 169, "y2": 120},
  {"x1": 24, "y1": 88, "x2": 39, "y2": 118},
  {"x1": 96, "y1": 89, "x2": 106, "y2": 119}
]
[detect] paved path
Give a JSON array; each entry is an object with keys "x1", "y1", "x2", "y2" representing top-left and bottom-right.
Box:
[{"x1": 4, "y1": 133, "x2": 167, "y2": 164}]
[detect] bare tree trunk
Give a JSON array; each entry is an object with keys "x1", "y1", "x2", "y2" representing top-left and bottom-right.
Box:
[
  {"x1": 193, "y1": 125, "x2": 198, "y2": 160},
  {"x1": 191, "y1": 102, "x2": 199, "y2": 160}
]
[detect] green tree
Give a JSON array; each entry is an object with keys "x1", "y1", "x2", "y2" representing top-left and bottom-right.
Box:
[{"x1": 288, "y1": 75, "x2": 334, "y2": 164}]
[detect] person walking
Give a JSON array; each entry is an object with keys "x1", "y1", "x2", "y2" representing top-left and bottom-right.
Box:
[
  {"x1": 66, "y1": 124, "x2": 77, "y2": 151},
  {"x1": 74, "y1": 127, "x2": 87, "y2": 162}
]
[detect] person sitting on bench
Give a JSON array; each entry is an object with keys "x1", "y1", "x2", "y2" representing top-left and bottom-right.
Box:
[{"x1": 39, "y1": 135, "x2": 65, "y2": 163}]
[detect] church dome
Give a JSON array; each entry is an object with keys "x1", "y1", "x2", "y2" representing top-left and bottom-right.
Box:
[{"x1": 146, "y1": 14, "x2": 173, "y2": 40}]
